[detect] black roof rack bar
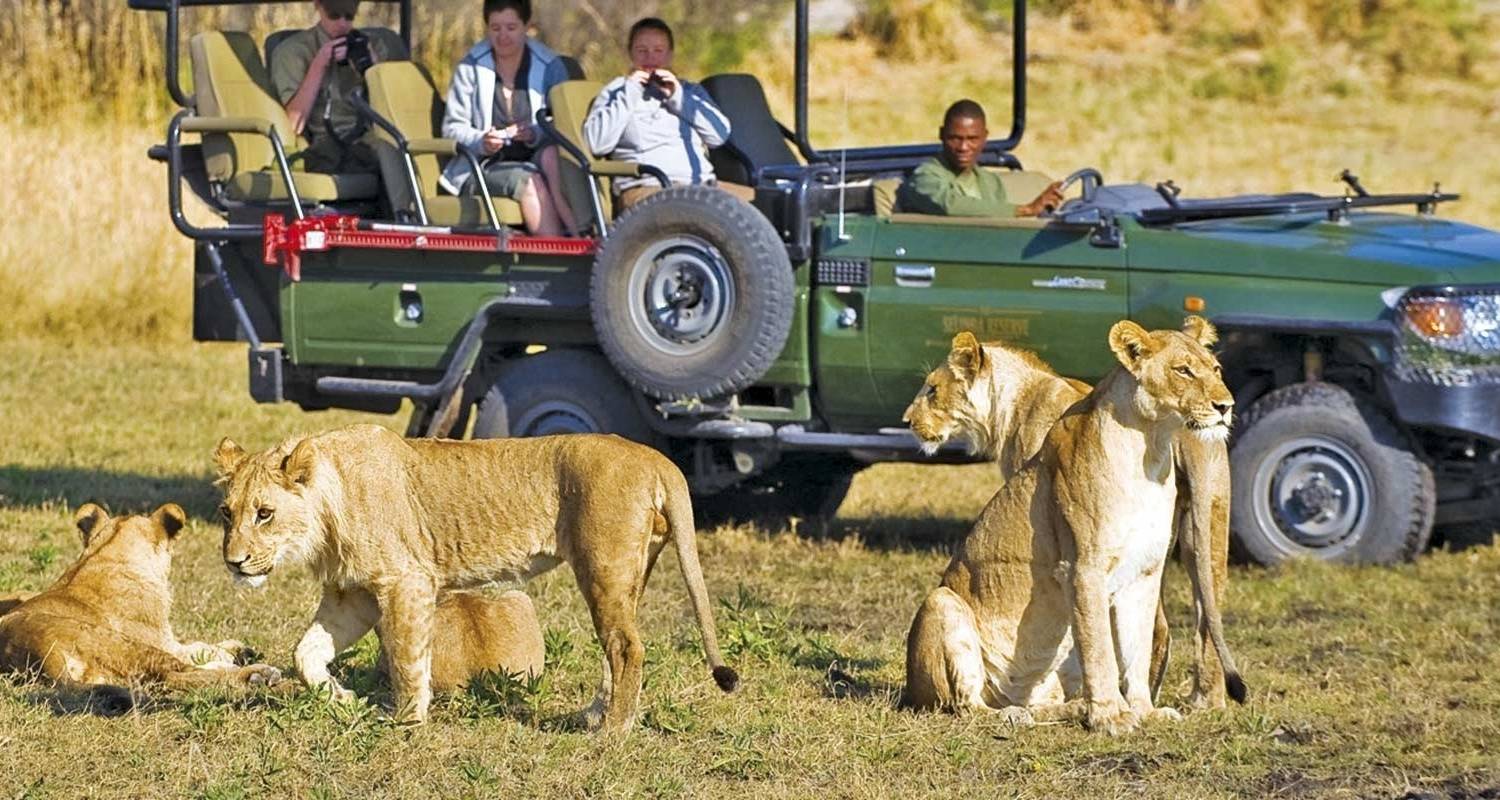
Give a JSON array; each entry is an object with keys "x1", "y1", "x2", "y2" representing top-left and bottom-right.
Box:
[
  {"x1": 794, "y1": 0, "x2": 1025, "y2": 167},
  {"x1": 1136, "y1": 191, "x2": 1461, "y2": 225}
]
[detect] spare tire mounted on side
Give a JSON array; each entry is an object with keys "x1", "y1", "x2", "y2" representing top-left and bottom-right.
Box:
[{"x1": 590, "y1": 185, "x2": 794, "y2": 401}]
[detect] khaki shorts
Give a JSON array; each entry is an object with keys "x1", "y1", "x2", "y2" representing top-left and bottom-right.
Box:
[
  {"x1": 465, "y1": 153, "x2": 543, "y2": 200},
  {"x1": 617, "y1": 180, "x2": 756, "y2": 214}
]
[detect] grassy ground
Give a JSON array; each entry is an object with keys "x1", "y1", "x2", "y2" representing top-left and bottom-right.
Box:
[{"x1": 1, "y1": 339, "x2": 1498, "y2": 799}]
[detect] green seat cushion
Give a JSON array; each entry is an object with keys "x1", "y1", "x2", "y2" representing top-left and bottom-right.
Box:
[
  {"x1": 424, "y1": 196, "x2": 525, "y2": 228},
  {"x1": 226, "y1": 169, "x2": 379, "y2": 202}
]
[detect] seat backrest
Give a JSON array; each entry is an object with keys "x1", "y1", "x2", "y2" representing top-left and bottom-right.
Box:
[
  {"x1": 558, "y1": 54, "x2": 586, "y2": 81},
  {"x1": 546, "y1": 79, "x2": 610, "y2": 227},
  {"x1": 190, "y1": 30, "x2": 304, "y2": 182},
  {"x1": 363, "y1": 60, "x2": 445, "y2": 217},
  {"x1": 700, "y1": 73, "x2": 799, "y2": 185},
  {"x1": 994, "y1": 169, "x2": 1055, "y2": 206}
]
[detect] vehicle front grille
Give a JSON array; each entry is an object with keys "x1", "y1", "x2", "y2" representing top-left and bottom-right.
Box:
[{"x1": 815, "y1": 258, "x2": 870, "y2": 287}]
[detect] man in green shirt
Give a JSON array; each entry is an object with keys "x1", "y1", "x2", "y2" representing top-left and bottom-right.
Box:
[
  {"x1": 898, "y1": 99, "x2": 1064, "y2": 217},
  {"x1": 269, "y1": 0, "x2": 402, "y2": 174}
]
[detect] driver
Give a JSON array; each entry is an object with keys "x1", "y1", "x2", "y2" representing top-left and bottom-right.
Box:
[
  {"x1": 270, "y1": 0, "x2": 401, "y2": 175},
  {"x1": 898, "y1": 99, "x2": 1064, "y2": 217}
]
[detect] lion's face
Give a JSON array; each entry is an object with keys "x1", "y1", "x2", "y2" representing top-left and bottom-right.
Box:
[
  {"x1": 1109, "y1": 316, "x2": 1234, "y2": 441},
  {"x1": 70, "y1": 503, "x2": 186, "y2": 583},
  {"x1": 214, "y1": 438, "x2": 323, "y2": 588},
  {"x1": 903, "y1": 332, "x2": 993, "y2": 456}
]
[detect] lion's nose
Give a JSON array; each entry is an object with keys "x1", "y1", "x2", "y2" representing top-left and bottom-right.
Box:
[
  {"x1": 1213, "y1": 400, "x2": 1233, "y2": 416},
  {"x1": 226, "y1": 555, "x2": 250, "y2": 571}
]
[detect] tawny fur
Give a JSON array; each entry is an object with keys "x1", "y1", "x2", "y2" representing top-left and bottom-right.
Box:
[
  {"x1": 900, "y1": 318, "x2": 1236, "y2": 735},
  {"x1": 903, "y1": 330, "x2": 1244, "y2": 709},
  {"x1": 376, "y1": 590, "x2": 544, "y2": 692},
  {"x1": 0, "y1": 504, "x2": 280, "y2": 703},
  {"x1": 214, "y1": 426, "x2": 736, "y2": 730}
]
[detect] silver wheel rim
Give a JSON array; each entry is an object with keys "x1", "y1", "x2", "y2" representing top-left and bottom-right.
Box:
[
  {"x1": 514, "y1": 400, "x2": 600, "y2": 436},
  {"x1": 1251, "y1": 435, "x2": 1372, "y2": 557},
  {"x1": 625, "y1": 235, "x2": 735, "y2": 357}
]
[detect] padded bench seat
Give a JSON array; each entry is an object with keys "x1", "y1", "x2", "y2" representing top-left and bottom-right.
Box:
[{"x1": 226, "y1": 169, "x2": 380, "y2": 203}]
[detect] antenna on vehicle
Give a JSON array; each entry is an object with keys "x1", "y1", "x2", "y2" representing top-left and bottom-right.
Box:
[{"x1": 837, "y1": 87, "x2": 850, "y2": 241}]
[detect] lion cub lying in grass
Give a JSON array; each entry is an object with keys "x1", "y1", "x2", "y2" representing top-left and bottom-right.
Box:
[
  {"x1": 378, "y1": 590, "x2": 544, "y2": 693},
  {"x1": 215, "y1": 425, "x2": 736, "y2": 730},
  {"x1": 0, "y1": 504, "x2": 280, "y2": 712},
  {"x1": 902, "y1": 318, "x2": 1238, "y2": 734},
  {"x1": 905, "y1": 330, "x2": 1244, "y2": 710}
]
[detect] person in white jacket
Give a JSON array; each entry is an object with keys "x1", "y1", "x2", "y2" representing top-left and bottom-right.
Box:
[
  {"x1": 440, "y1": 0, "x2": 576, "y2": 235},
  {"x1": 583, "y1": 17, "x2": 755, "y2": 212}
]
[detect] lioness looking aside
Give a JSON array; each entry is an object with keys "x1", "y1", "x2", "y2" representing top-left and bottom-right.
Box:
[
  {"x1": 0, "y1": 504, "x2": 280, "y2": 711},
  {"x1": 904, "y1": 331, "x2": 1243, "y2": 709},
  {"x1": 902, "y1": 318, "x2": 1236, "y2": 734},
  {"x1": 214, "y1": 425, "x2": 737, "y2": 730}
]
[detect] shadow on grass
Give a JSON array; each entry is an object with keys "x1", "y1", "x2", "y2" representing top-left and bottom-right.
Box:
[
  {"x1": 0, "y1": 465, "x2": 219, "y2": 519},
  {"x1": 823, "y1": 515, "x2": 969, "y2": 554}
]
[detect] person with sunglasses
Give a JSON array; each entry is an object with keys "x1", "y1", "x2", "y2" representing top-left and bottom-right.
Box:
[{"x1": 269, "y1": 0, "x2": 402, "y2": 175}]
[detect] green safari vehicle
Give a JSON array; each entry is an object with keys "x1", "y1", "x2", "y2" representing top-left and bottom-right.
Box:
[{"x1": 134, "y1": 0, "x2": 1500, "y2": 564}]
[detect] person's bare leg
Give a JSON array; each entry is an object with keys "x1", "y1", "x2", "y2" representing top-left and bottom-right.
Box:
[{"x1": 538, "y1": 147, "x2": 579, "y2": 235}]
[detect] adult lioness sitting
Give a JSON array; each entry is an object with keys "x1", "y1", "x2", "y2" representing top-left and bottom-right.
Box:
[
  {"x1": 214, "y1": 425, "x2": 737, "y2": 730},
  {"x1": 904, "y1": 331, "x2": 1243, "y2": 709},
  {"x1": 0, "y1": 504, "x2": 280, "y2": 710},
  {"x1": 902, "y1": 318, "x2": 1235, "y2": 734}
]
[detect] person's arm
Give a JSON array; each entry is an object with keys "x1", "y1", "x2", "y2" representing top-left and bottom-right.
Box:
[
  {"x1": 272, "y1": 37, "x2": 341, "y2": 136},
  {"x1": 440, "y1": 59, "x2": 487, "y2": 152},
  {"x1": 900, "y1": 165, "x2": 1015, "y2": 217},
  {"x1": 665, "y1": 82, "x2": 731, "y2": 148},
  {"x1": 582, "y1": 79, "x2": 639, "y2": 156},
  {"x1": 1015, "y1": 181, "x2": 1066, "y2": 217}
]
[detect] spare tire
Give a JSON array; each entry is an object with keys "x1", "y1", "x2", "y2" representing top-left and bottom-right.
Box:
[{"x1": 591, "y1": 185, "x2": 793, "y2": 401}]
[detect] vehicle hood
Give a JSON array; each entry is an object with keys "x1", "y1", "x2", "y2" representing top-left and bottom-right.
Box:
[{"x1": 1151, "y1": 212, "x2": 1500, "y2": 286}]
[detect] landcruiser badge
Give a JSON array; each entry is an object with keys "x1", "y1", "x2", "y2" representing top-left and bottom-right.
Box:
[{"x1": 1032, "y1": 275, "x2": 1107, "y2": 291}]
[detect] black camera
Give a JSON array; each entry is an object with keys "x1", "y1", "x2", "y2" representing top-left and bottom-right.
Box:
[
  {"x1": 643, "y1": 71, "x2": 673, "y2": 101},
  {"x1": 338, "y1": 29, "x2": 375, "y2": 74}
]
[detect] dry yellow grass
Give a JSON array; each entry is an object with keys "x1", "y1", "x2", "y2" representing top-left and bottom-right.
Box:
[{"x1": 2, "y1": 2, "x2": 1500, "y2": 346}]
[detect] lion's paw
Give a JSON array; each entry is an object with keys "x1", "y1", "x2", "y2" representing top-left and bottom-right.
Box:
[
  {"x1": 996, "y1": 706, "x2": 1035, "y2": 727},
  {"x1": 1086, "y1": 704, "x2": 1140, "y2": 737},
  {"x1": 1145, "y1": 706, "x2": 1183, "y2": 723},
  {"x1": 239, "y1": 664, "x2": 282, "y2": 686}
]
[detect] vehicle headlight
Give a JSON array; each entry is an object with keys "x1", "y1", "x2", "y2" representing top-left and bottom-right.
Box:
[{"x1": 1393, "y1": 287, "x2": 1500, "y2": 385}]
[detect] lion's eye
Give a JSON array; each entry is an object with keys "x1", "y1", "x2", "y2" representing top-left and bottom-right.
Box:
[
  {"x1": 925, "y1": 383, "x2": 937, "y2": 398},
  {"x1": 217, "y1": 504, "x2": 231, "y2": 521},
  {"x1": 255, "y1": 507, "x2": 273, "y2": 522},
  {"x1": 1174, "y1": 365, "x2": 1194, "y2": 377}
]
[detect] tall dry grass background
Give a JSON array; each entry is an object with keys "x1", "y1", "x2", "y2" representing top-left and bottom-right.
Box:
[{"x1": 2, "y1": 0, "x2": 1499, "y2": 342}]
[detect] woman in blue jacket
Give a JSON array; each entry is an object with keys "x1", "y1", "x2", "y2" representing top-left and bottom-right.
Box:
[{"x1": 440, "y1": 0, "x2": 576, "y2": 235}]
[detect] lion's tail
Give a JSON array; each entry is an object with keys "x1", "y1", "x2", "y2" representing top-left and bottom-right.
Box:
[
  {"x1": 662, "y1": 470, "x2": 739, "y2": 693},
  {"x1": 1188, "y1": 489, "x2": 1246, "y2": 705}
]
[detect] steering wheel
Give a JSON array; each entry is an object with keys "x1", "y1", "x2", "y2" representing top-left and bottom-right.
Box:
[{"x1": 1057, "y1": 167, "x2": 1104, "y2": 206}]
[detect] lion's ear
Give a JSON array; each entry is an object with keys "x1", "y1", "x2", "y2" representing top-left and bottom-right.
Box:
[
  {"x1": 1182, "y1": 315, "x2": 1218, "y2": 348},
  {"x1": 151, "y1": 503, "x2": 188, "y2": 539},
  {"x1": 948, "y1": 331, "x2": 986, "y2": 379},
  {"x1": 74, "y1": 503, "x2": 109, "y2": 548},
  {"x1": 214, "y1": 438, "x2": 247, "y2": 478},
  {"x1": 1109, "y1": 320, "x2": 1158, "y2": 373},
  {"x1": 280, "y1": 440, "x2": 317, "y2": 487}
]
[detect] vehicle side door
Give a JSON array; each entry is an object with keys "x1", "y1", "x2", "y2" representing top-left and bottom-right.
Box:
[{"x1": 861, "y1": 214, "x2": 1129, "y2": 425}]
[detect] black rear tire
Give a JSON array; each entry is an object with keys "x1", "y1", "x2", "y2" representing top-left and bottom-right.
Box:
[
  {"x1": 471, "y1": 349, "x2": 656, "y2": 444},
  {"x1": 591, "y1": 185, "x2": 794, "y2": 401},
  {"x1": 1228, "y1": 382, "x2": 1435, "y2": 565}
]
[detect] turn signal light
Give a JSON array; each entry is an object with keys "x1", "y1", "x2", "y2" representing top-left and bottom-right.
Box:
[{"x1": 1405, "y1": 296, "x2": 1465, "y2": 338}]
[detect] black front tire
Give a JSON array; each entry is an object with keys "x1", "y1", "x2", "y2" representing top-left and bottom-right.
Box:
[
  {"x1": 471, "y1": 349, "x2": 656, "y2": 444},
  {"x1": 591, "y1": 185, "x2": 794, "y2": 401},
  {"x1": 1228, "y1": 382, "x2": 1435, "y2": 565}
]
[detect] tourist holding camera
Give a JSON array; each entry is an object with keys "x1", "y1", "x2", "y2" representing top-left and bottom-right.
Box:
[
  {"x1": 439, "y1": 0, "x2": 577, "y2": 236},
  {"x1": 583, "y1": 17, "x2": 754, "y2": 212},
  {"x1": 270, "y1": 0, "x2": 399, "y2": 175}
]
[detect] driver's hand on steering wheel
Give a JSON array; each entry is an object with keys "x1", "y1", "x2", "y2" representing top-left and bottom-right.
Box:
[{"x1": 1016, "y1": 181, "x2": 1067, "y2": 218}]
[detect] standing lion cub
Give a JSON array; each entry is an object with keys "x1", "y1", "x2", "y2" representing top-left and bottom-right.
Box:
[
  {"x1": 214, "y1": 425, "x2": 737, "y2": 730},
  {"x1": 0, "y1": 504, "x2": 280, "y2": 711}
]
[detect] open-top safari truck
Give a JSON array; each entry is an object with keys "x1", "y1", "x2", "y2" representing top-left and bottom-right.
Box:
[{"x1": 134, "y1": 0, "x2": 1500, "y2": 564}]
